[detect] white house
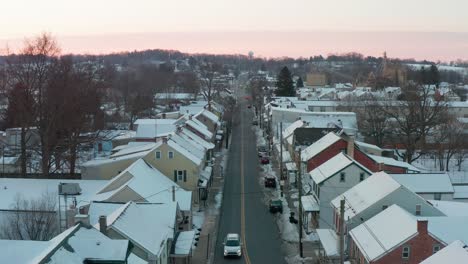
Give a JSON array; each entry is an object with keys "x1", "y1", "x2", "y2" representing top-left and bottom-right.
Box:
[{"x1": 390, "y1": 173, "x2": 455, "y2": 201}]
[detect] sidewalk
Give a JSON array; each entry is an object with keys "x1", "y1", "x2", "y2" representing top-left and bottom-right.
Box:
[{"x1": 192, "y1": 148, "x2": 228, "y2": 264}]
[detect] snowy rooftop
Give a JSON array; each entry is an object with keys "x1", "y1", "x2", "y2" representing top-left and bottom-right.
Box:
[
  {"x1": 390, "y1": 173, "x2": 454, "y2": 194},
  {"x1": 186, "y1": 119, "x2": 213, "y2": 139},
  {"x1": 429, "y1": 200, "x2": 468, "y2": 217},
  {"x1": 316, "y1": 229, "x2": 339, "y2": 257},
  {"x1": 168, "y1": 138, "x2": 203, "y2": 166},
  {"x1": 196, "y1": 109, "x2": 219, "y2": 124},
  {"x1": 94, "y1": 202, "x2": 178, "y2": 256},
  {"x1": 0, "y1": 178, "x2": 107, "y2": 210},
  {"x1": 421, "y1": 240, "x2": 468, "y2": 264},
  {"x1": 331, "y1": 172, "x2": 401, "y2": 219},
  {"x1": 283, "y1": 120, "x2": 304, "y2": 139},
  {"x1": 367, "y1": 154, "x2": 421, "y2": 172},
  {"x1": 355, "y1": 141, "x2": 382, "y2": 153},
  {"x1": 301, "y1": 195, "x2": 319, "y2": 212},
  {"x1": 179, "y1": 127, "x2": 215, "y2": 150},
  {"x1": 453, "y1": 186, "x2": 468, "y2": 199},
  {"x1": 349, "y1": 205, "x2": 419, "y2": 262},
  {"x1": 309, "y1": 153, "x2": 370, "y2": 184},
  {"x1": 93, "y1": 159, "x2": 192, "y2": 211},
  {"x1": 301, "y1": 132, "x2": 342, "y2": 162},
  {"x1": 171, "y1": 133, "x2": 205, "y2": 158},
  {"x1": 173, "y1": 230, "x2": 196, "y2": 256},
  {"x1": 110, "y1": 142, "x2": 158, "y2": 158},
  {"x1": 154, "y1": 93, "x2": 196, "y2": 100},
  {"x1": 83, "y1": 150, "x2": 147, "y2": 167}
]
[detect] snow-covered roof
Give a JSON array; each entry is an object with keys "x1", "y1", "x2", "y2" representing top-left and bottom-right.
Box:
[
  {"x1": 179, "y1": 127, "x2": 215, "y2": 150},
  {"x1": 94, "y1": 202, "x2": 178, "y2": 256},
  {"x1": 355, "y1": 141, "x2": 382, "y2": 153},
  {"x1": 0, "y1": 156, "x2": 19, "y2": 165},
  {"x1": 426, "y1": 216, "x2": 468, "y2": 245},
  {"x1": 429, "y1": 200, "x2": 468, "y2": 217},
  {"x1": 349, "y1": 205, "x2": 418, "y2": 262},
  {"x1": 0, "y1": 240, "x2": 49, "y2": 263},
  {"x1": 367, "y1": 154, "x2": 421, "y2": 172},
  {"x1": 301, "y1": 195, "x2": 319, "y2": 212},
  {"x1": 154, "y1": 93, "x2": 195, "y2": 100},
  {"x1": 331, "y1": 172, "x2": 401, "y2": 220},
  {"x1": 196, "y1": 109, "x2": 219, "y2": 124},
  {"x1": 421, "y1": 240, "x2": 468, "y2": 264},
  {"x1": 93, "y1": 159, "x2": 192, "y2": 211},
  {"x1": 83, "y1": 151, "x2": 147, "y2": 167},
  {"x1": 173, "y1": 230, "x2": 195, "y2": 256},
  {"x1": 316, "y1": 229, "x2": 339, "y2": 257},
  {"x1": 110, "y1": 142, "x2": 158, "y2": 158},
  {"x1": 283, "y1": 120, "x2": 304, "y2": 139},
  {"x1": 0, "y1": 178, "x2": 106, "y2": 210},
  {"x1": 170, "y1": 133, "x2": 205, "y2": 158},
  {"x1": 135, "y1": 119, "x2": 177, "y2": 139},
  {"x1": 391, "y1": 173, "x2": 454, "y2": 193},
  {"x1": 301, "y1": 132, "x2": 342, "y2": 162},
  {"x1": 167, "y1": 138, "x2": 203, "y2": 166},
  {"x1": 309, "y1": 153, "x2": 371, "y2": 184},
  {"x1": 46, "y1": 225, "x2": 129, "y2": 263},
  {"x1": 453, "y1": 186, "x2": 468, "y2": 199},
  {"x1": 186, "y1": 119, "x2": 213, "y2": 140}
]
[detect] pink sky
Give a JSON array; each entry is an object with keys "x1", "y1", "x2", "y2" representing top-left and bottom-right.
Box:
[{"x1": 0, "y1": 0, "x2": 467, "y2": 61}]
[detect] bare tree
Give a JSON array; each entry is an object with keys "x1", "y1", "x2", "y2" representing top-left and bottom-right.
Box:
[
  {"x1": 432, "y1": 117, "x2": 466, "y2": 171},
  {"x1": 0, "y1": 192, "x2": 58, "y2": 241},
  {"x1": 199, "y1": 62, "x2": 222, "y2": 110},
  {"x1": 384, "y1": 84, "x2": 448, "y2": 163}
]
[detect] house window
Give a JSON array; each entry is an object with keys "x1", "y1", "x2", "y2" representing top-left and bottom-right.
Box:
[
  {"x1": 402, "y1": 246, "x2": 410, "y2": 259},
  {"x1": 156, "y1": 151, "x2": 161, "y2": 159},
  {"x1": 340, "y1": 173, "x2": 346, "y2": 182},
  {"x1": 382, "y1": 205, "x2": 388, "y2": 210},
  {"x1": 320, "y1": 106, "x2": 326, "y2": 112},
  {"x1": 359, "y1": 173, "x2": 365, "y2": 182},
  {"x1": 434, "y1": 193, "x2": 441, "y2": 200},
  {"x1": 98, "y1": 143, "x2": 103, "y2": 152},
  {"x1": 416, "y1": 204, "x2": 421, "y2": 216},
  {"x1": 168, "y1": 151, "x2": 174, "y2": 159},
  {"x1": 177, "y1": 170, "x2": 183, "y2": 181},
  {"x1": 433, "y1": 244, "x2": 441, "y2": 253}
]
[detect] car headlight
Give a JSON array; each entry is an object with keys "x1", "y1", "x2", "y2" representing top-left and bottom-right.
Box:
[
  {"x1": 237, "y1": 249, "x2": 241, "y2": 255},
  {"x1": 224, "y1": 250, "x2": 228, "y2": 255}
]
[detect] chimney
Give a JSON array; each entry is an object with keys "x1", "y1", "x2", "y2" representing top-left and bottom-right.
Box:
[
  {"x1": 177, "y1": 126, "x2": 183, "y2": 133},
  {"x1": 347, "y1": 136, "x2": 355, "y2": 158},
  {"x1": 162, "y1": 113, "x2": 166, "y2": 119},
  {"x1": 162, "y1": 137, "x2": 168, "y2": 144},
  {"x1": 78, "y1": 206, "x2": 87, "y2": 214},
  {"x1": 189, "y1": 114, "x2": 193, "y2": 120},
  {"x1": 99, "y1": 215, "x2": 107, "y2": 235},
  {"x1": 74, "y1": 214, "x2": 90, "y2": 226},
  {"x1": 378, "y1": 162, "x2": 385, "y2": 172},
  {"x1": 172, "y1": 186, "x2": 176, "y2": 202},
  {"x1": 417, "y1": 219, "x2": 428, "y2": 235}
]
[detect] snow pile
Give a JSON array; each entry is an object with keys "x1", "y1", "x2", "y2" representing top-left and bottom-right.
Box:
[
  {"x1": 285, "y1": 254, "x2": 314, "y2": 264},
  {"x1": 277, "y1": 197, "x2": 299, "y2": 243}
]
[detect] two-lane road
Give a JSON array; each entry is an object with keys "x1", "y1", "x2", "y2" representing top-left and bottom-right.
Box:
[{"x1": 214, "y1": 97, "x2": 285, "y2": 264}]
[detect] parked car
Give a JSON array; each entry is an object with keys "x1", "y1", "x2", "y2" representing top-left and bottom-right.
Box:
[
  {"x1": 257, "y1": 146, "x2": 268, "y2": 157},
  {"x1": 269, "y1": 199, "x2": 283, "y2": 214},
  {"x1": 264, "y1": 176, "x2": 276, "y2": 188},
  {"x1": 260, "y1": 156, "x2": 270, "y2": 164},
  {"x1": 223, "y1": 233, "x2": 242, "y2": 258}
]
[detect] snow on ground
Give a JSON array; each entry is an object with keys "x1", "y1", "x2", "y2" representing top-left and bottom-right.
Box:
[
  {"x1": 285, "y1": 254, "x2": 314, "y2": 264},
  {"x1": 192, "y1": 211, "x2": 205, "y2": 230},
  {"x1": 215, "y1": 192, "x2": 223, "y2": 209},
  {"x1": 277, "y1": 197, "x2": 300, "y2": 243}
]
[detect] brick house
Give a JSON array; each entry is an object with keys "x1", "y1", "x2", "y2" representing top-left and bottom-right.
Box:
[
  {"x1": 349, "y1": 205, "x2": 445, "y2": 264},
  {"x1": 300, "y1": 132, "x2": 420, "y2": 174}
]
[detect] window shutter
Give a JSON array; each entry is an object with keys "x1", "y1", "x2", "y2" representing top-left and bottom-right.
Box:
[
  {"x1": 183, "y1": 170, "x2": 187, "y2": 182},
  {"x1": 174, "y1": 170, "x2": 177, "y2": 182}
]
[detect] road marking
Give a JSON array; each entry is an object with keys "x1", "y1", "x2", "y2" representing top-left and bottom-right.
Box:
[{"x1": 240, "y1": 105, "x2": 252, "y2": 264}]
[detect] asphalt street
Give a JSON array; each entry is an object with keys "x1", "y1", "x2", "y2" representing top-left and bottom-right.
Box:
[{"x1": 214, "y1": 95, "x2": 285, "y2": 264}]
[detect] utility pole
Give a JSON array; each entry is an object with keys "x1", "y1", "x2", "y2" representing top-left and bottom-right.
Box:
[
  {"x1": 340, "y1": 199, "x2": 345, "y2": 264},
  {"x1": 298, "y1": 148, "x2": 303, "y2": 258},
  {"x1": 279, "y1": 122, "x2": 284, "y2": 197}
]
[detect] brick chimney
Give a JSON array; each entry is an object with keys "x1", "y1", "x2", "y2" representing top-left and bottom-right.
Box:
[
  {"x1": 417, "y1": 219, "x2": 428, "y2": 235},
  {"x1": 99, "y1": 215, "x2": 107, "y2": 235},
  {"x1": 378, "y1": 162, "x2": 385, "y2": 172},
  {"x1": 347, "y1": 136, "x2": 355, "y2": 158}
]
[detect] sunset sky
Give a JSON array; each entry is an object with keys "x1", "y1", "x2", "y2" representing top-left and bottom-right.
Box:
[{"x1": 1, "y1": 0, "x2": 467, "y2": 61}]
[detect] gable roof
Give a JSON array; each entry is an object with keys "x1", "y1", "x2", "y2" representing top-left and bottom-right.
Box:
[
  {"x1": 179, "y1": 127, "x2": 215, "y2": 150},
  {"x1": 167, "y1": 138, "x2": 203, "y2": 166},
  {"x1": 391, "y1": 173, "x2": 454, "y2": 193},
  {"x1": 94, "y1": 202, "x2": 178, "y2": 256},
  {"x1": 170, "y1": 133, "x2": 205, "y2": 158},
  {"x1": 367, "y1": 154, "x2": 421, "y2": 172},
  {"x1": 110, "y1": 142, "x2": 158, "y2": 158},
  {"x1": 283, "y1": 120, "x2": 304, "y2": 140},
  {"x1": 185, "y1": 119, "x2": 213, "y2": 140},
  {"x1": 301, "y1": 132, "x2": 342, "y2": 162},
  {"x1": 349, "y1": 205, "x2": 420, "y2": 262},
  {"x1": 421, "y1": 240, "x2": 468, "y2": 264},
  {"x1": 309, "y1": 153, "x2": 371, "y2": 184},
  {"x1": 196, "y1": 109, "x2": 219, "y2": 124},
  {"x1": 93, "y1": 159, "x2": 192, "y2": 211},
  {"x1": 135, "y1": 119, "x2": 177, "y2": 139},
  {"x1": 331, "y1": 172, "x2": 401, "y2": 220},
  {"x1": 429, "y1": 200, "x2": 468, "y2": 217}
]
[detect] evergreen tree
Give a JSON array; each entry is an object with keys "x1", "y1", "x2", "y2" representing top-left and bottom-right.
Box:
[
  {"x1": 429, "y1": 64, "x2": 440, "y2": 87},
  {"x1": 296, "y1": 77, "x2": 304, "y2": 88},
  {"x1": 276, "y1": 66, "x2": 294, "y2": 96}
]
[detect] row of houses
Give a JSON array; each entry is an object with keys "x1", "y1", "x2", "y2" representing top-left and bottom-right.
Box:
[
  {"x1": 0, "y1": 101, "x2": 224, "y2": 264},
  {"x1": 266, "y1": 99, "x2": 468, "y2": 263}
]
